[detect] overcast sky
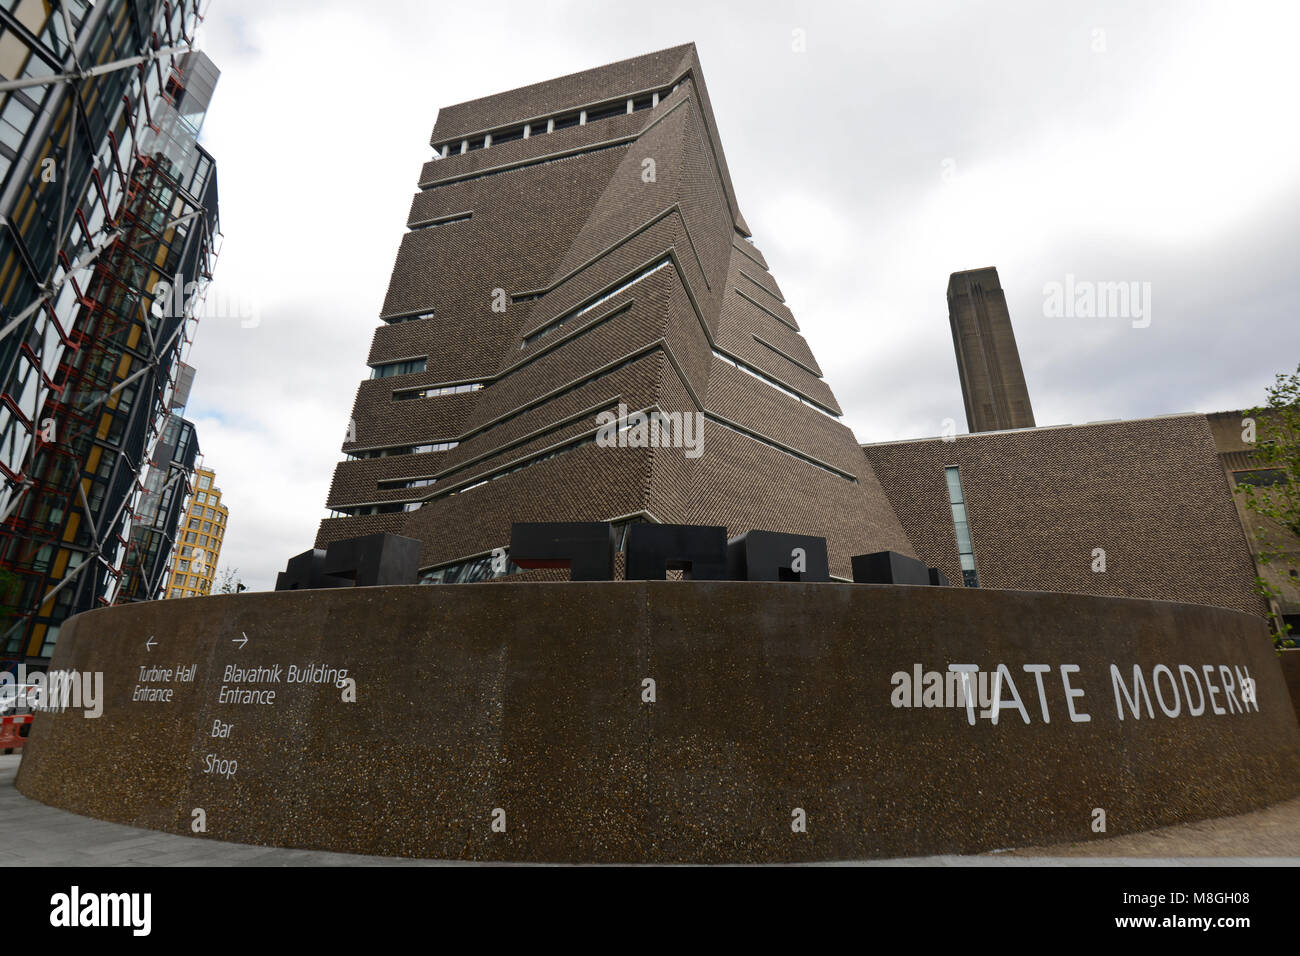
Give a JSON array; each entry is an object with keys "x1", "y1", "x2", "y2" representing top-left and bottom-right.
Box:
[{"x1": 184, "y1": 0, "x2": 1300, "y2": 589}]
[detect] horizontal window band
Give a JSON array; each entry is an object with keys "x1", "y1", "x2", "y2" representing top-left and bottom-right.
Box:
[
  {"x1": 734, "y1": 287, "x2": 798, "y2": 331},
  {"x1": 732, "y1": 240, "x2": 769, "y2": 271},
  {"x1": 430, "y1": 427, "x2": 605, "y2": 500},
  {"x1": 408, "y1": 211, "x2": 472, "y2": 230},
  {"x1": 704, "y1": 413, "x2": 857, "y2": 482},
  {"x1": 351, "y1": 323, "x2": 652, "y2": 476},
  {"x1": 379, "y1": 309, "x2": 435, "y2": 324},
  {"x1": 429, "y1": 82, "x2": 677, "y2": 154},
  {"x1": 376, "y1": 475, "x2": 437, "y2": 490},
  {"x1": 392, "y1": 391, "x2": 854, "y2": 494},
  {"x1": 521, "y1": 256, "x2": 672, "y2": 347},
  {"x1": 432, "y1": 397, "x2": 619, "y2": 488},
  {"x1": 344, "y1": 441, "x2": 459, "y2": 459},
  {"x1": 441, "y1": 333, "x2": 658, "y2": 465},
  {"x1": 369, "y1": 356, "x2": 428, "y2": 379},
  {"x1": 391, "y1": 381, "x2": 485, "y2": 400},
  {"x1": 419, "y1": 140, "x2": 632, "y2": 191},
  {"x1": 751, "y1": 334, "x2": 821, "y2": 378},
  {"x1": 325, "y1": 501, "x2": 423, "y2": 515},
  {"x1": 738, "y1": 268, "x2": 784, "y2": 303},
  {"x1": 509, "y1": 202, "x2": 712, "y2": 313},
  {"x1": 711, "y1": 348, "x2": 840, "y2": 419}
]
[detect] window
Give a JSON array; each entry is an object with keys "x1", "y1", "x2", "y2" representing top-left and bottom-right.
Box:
[
  {"x1": 492, "y1": 127, "x2": 524, "y2": 145},
  {"x1": 199, "y1": 475, "x2": 211, "y2": 489},
  {"x1": 371, "y1": 358, "x2": 428, "y2": 379},
  {"x1": 409, "y1": 212, "x2": 471, "y2": 231},
  {"x1": 422, "y1": 551, "x2": 521, "y2": 585},
  {"x1": 377, "y1": 477, "x2": 437, "y2": 490},
  {"x1": 553, "y1": 113, "x2": 580, "y2": 130},
  {"x1": 586, "y1": 102, "x2": 626, "y2": 123},
  {"x1": 188, "y1": 518, "x2": 200, "y2": 530},
  {"x1": 711, "y1": 349, "x2": 840, "y2": 420},
  {"x1": 945, "y1": 466, "x2": 979, "y2": 587},
  {"x1": 205, "y1": 508, "x2": 215, "y2": 519},
  {"x1": 523, "y1": 257, "x2": 672, "y2": 347},
  {"x1": 632, "y1": 96, "x2": 653, "y2": 111},
  {"x1": 348, "y1": 441, "x2": 459, "y2": 460},
  {"x1": 196, "y1": 492, "x2": 207, "y2": 504},
  {"x1": 185, "y1": 532, "x2": 197, "y2": 543},
  {"x1": 466, "y1": 137, "x2": 486, "y2": 151},
  {"x1": 394, "y1": 382, "x2": 483, "y2": 400},
  {"x1": 387, "y1": 310, "x2": 434, "y2": 324},
  {"x1": 1234, "y1": 469, "x2": 1288, "y2": 487}
]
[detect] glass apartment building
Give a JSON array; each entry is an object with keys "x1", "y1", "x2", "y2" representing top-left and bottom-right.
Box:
[{"x1": 0, "y1": 1, "x2": 219, "y2": 665}]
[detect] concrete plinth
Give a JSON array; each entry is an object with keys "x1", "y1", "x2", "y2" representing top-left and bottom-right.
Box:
[{"x1": 16, "y1": 582, "x2": 1300, "y2": 862}]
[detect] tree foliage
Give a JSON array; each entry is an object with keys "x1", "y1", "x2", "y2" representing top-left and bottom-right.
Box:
[
  {"x1": 1237, "y1": 362, "x2": 1300, "y2": 648},
  {"x1": 216, "y1": 567, "x2": 245, "y2": 594}
]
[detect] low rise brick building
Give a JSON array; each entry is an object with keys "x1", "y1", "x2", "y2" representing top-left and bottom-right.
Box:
[{"x1": 863, "y1": 414, "x2": 1268, "y2": 617}]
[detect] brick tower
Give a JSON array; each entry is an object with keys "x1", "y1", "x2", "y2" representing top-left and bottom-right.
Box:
[
  {"x1": 947, "y1": 266, "x2": 1036, "y2": 433},
  {"x1": 318, "y1": 44, "x2": 915, "y2": 580}
]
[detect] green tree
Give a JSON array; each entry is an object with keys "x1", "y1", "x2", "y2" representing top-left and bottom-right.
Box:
[
  {"x1": 216, "y1": 567, "x2": 246, "y2": 594},
  {"x1": 1236, "y1": 362, "x2": 1300, "y2": 648}
]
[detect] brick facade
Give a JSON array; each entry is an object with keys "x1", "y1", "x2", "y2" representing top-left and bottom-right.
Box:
[
  {"x1": 863, "y1": 414, "x2": 1268, "y2": 617},
  {"x1": 317, "y1": 44, "x2": 915, "y2": 579}
]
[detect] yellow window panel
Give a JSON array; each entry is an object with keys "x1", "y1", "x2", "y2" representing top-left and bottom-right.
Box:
[{"x1": 26, "y1": 624, "x2": 47, "y2": 658}]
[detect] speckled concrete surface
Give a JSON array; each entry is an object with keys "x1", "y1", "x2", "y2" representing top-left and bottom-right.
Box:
[
  {"x1": 14, "y1": 582, "x2": 1300, "y2": 863},
  {"x1": 1013, "y1": 793, "x2": 1300, "y2": 858},
  {"x1": 3, "y1": 754, "x2": 1298, "y2": 866}
]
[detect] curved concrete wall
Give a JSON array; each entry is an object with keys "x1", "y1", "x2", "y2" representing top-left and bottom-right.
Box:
[{"x1": 16, "y1": 583, "x2": 1300, "y2": 862}]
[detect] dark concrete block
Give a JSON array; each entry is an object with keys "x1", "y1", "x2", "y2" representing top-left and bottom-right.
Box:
[
  {"x1": 509, "y1": 522, "x2": 615, "y2": 581},
  {"x1": 852, "y1": 550, "x2": 931, "y2": 586},
  {"x1": 727, "y1": 530, "x2": 830, "y2": 582},
  {"x1": 274, "y1": 549, "x2": 349, "y2": 591},
  {"x1": 626, "y1": 523, "x2": 727, "y2": 580},
  {"x1": 323, "y1": 533, "x2": 421, "y2": 587}
]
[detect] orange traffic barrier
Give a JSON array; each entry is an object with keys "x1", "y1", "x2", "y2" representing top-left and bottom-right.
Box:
[{"x1": 0, "y1": 714, "x2": 32, "y2": 752}]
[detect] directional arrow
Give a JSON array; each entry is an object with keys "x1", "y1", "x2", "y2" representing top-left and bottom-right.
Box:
[
  {"x1": 145, "y1": 636, "x2": 157, "y2": 653},
  {"x1": 233, "y1": 632, "x2": 248, "y2": 649}
]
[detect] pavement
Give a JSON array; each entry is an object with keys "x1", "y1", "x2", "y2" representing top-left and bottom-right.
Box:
[{"x1": 2, "y1": 754, "x2": 1297, "y2": 866}]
